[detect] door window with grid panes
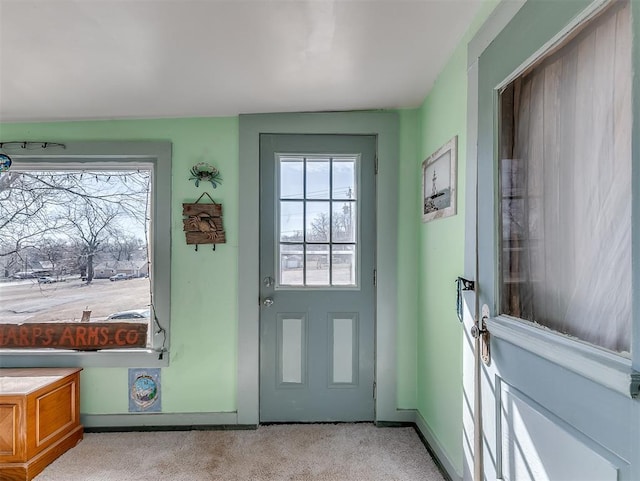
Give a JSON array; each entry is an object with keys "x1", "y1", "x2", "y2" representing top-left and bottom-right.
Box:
[{"x1": 277, "y1": 155, "x2": 359, "y2": 288}]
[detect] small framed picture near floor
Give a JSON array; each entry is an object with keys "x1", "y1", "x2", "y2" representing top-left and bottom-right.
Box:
[
  {"x1": 129, "y1": 368, "x2": 161, "y2": 413},
  {"x1": 422, "y1": 136, "x2": 457, "y2": 222}
]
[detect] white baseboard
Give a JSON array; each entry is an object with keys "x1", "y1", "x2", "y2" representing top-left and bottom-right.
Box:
[
  {"x1": 414, "y1": 410, "x2": 462, "y2": 481},
  {"x1": 82, "y1": 411, "x2": 240, "y2": 428}
]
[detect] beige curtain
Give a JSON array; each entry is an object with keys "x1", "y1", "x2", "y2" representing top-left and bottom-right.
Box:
[{"x1": 500, "y1": 0, "x2": 631, "y2": 353}]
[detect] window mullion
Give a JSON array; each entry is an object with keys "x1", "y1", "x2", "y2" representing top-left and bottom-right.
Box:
[
  {"x1": 303, "y1": 157, "x2": 308, "y2": 287},
  {"x1": 329, "y1": 157, "x2": 334, "y2": 286}
]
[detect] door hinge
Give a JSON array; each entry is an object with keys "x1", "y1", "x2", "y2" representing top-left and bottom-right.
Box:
[
  {"x1": 373, "y1": 381, "x2": 377, "y2": 399},
  {"x1": 373, "y1": 269, "x2": 377, "y2": 287},
  {"x1": 375, "y1": 155, "x2": 379, "y2": 175},
  {"x1": 631, "y1": 371, "x2": 640, "y2": 398}
]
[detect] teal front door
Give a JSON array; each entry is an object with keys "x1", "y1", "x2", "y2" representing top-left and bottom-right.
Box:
[{"x1": 259, "y1": 134, "x2": 376, "y2": 422}]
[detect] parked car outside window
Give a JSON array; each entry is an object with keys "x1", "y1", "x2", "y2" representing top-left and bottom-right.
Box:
[
  {"x1": 109, "y1": 273, "x2": 129, "y2": 281},
  {"x1": 107, "y1": 309, "x2": 150, "y2": 320}
]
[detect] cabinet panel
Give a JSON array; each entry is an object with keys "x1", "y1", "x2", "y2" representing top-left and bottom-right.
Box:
[{"x1": 0, "y1": 368, "x2": 83, "y2": 481}]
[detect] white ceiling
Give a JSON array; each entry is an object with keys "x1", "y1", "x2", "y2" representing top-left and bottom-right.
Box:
[{"x1": 0, "y1": 0, "x2": 483, "y2": 123}]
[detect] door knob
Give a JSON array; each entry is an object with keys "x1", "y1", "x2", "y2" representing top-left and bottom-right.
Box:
[{"x1": 262, "y1": 297, "x2": 274, "y2": 307}]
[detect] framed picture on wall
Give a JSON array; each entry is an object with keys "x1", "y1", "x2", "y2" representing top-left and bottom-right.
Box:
[{"x1": 422, "y1": 136, "x2": 457, "y2": 223}]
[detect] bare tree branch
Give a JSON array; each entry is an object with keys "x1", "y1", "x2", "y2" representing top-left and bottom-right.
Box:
[{"x1": 0, "y1": 169, "x2": 150, "y2": 281}]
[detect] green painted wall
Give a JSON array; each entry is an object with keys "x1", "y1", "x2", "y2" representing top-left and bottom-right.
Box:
[
  {"x1": 0, "y1": 0, "x2": 498, "y2": 435},
  {"x1": 0, "y1": 111, "x2": 422, "y2": 416},
  {"x1": 412, "y1": 1, "x2": 499, "y2": 472},
  {"x1": 0, "y1": 118, "x2": 239, "y2": 414}
]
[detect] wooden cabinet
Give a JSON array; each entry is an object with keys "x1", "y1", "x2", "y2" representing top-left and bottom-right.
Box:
[{"x1": 0, "y1": 368, "x2": 83, "y2": 481}]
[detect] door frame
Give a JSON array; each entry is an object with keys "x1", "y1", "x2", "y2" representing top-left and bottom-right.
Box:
[
  {"x1": 238, "y1": 112, "x2": 410, "y2": 425},
  {"x1": 463, "y1": 4, "x2": 526, "y2": 478}
]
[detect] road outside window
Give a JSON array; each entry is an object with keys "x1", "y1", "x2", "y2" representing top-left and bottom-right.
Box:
[{"x1": 0, "y1": 169, "x2": 153, "y2": 346}]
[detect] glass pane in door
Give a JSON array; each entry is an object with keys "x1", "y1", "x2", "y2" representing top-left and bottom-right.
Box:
[
  {"x1": 306, "y1": 202, "x2": 330, "y2": 242},
  {"x1": 306, "y1": 159, "x2": 330, "y2": 199},
  {"x1": 280, "y1": 158, "x2": 304, "y2": 199},
  {"x1": 280, "y1": 243, "x2": 304, "y2": 286},
  {"x1": 306, "y1": 245, "x2": 330, "y2": 285},
  {"x1": 498, "y1": 2, "x2": 631, "y2": 352}
]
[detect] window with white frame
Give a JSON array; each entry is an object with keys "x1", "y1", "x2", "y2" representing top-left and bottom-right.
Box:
[{"x1": 0, "y1": 141, "x2": 171, "y2": 361}]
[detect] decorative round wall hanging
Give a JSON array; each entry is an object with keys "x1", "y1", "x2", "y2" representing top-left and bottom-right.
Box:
[
  {"x1": 0, "y1": 153, "x2": 12, "y2": 172},
  {"x1": 130, "y1": 374, "x2": 159, "y2": 410}
]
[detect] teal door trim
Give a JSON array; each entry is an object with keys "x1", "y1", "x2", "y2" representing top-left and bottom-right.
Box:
[{"x1": 238, "y1": 111, "x2": 408, "y2": 425}]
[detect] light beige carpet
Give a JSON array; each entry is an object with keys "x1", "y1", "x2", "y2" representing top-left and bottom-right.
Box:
[{"x1": 35, "y1": 423, "x2": 446, "y2": 481}]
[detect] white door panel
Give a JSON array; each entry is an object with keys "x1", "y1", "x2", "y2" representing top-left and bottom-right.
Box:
[{"x1": 498, "y1": 382, "x2": 619, "y2": 481}]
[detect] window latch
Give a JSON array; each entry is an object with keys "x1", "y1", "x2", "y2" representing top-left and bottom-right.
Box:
[{"x1": 455, "y1": 277, "x2": 475, "y2": 322}]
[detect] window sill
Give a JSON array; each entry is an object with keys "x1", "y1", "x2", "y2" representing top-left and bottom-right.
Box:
[
  {"x1": 0, "y1": 349, "x2": 169, "y2": 368},
  {"x1": 486, "y1": 315, "x2": 637, "y2": 398}
]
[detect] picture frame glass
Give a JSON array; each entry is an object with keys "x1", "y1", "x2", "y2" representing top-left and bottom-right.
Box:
[{"x1": 422, "y1": 136, "x2": 457, "y2": 222}]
